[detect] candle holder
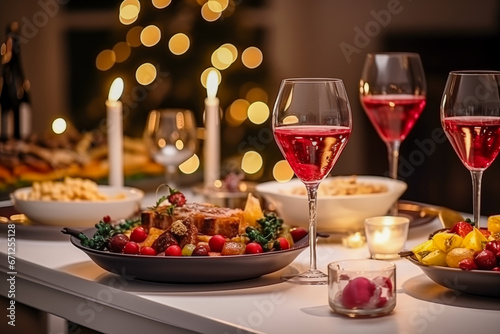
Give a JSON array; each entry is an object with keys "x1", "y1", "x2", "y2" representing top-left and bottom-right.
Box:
[
  {"x1": 328, "y1": 259, "x2": 396, "y2": 317},
  {"x1": 364, "y1": 216, "x2": 409, "y2": 260}
]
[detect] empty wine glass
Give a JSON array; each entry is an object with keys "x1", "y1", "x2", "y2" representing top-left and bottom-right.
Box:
[
  {"x1": 272, "y1": 78, "x2": 352, "y2": 284},
  {"x1": 360, "y1": 52, "x2": 426, "y2": 214},
  {"x1": 144, "y1": 109, "x2": 197, "y2": 189},
  {"x1": 440, "y1": 71, "x2": 500, "y2": 229}
]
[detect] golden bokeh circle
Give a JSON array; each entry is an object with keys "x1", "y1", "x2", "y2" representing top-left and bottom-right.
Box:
[
  {"x1": 95, "y1": 49, "x2": 116, "y2": 71},
  {"x1": 273, "y1": 160, "x2": 294, "y2": 182},
  {"x1": 241, "y1": 151, "x2": 263, "y2": 174},
  {"x1": 247, "y1": 101, "x2": 269, "y2": 124},
  {"x1": 136, "y1": 62, "x2": 157, "y2": 85},
  {"x1": 113, "y1": 41, "x2": 131, "y2": 63},
  {"x1": 242, "y1": 46, "x2": 263, "y2": 69},
  {"x1": 152, "y1": 0, "x2": 172, "y2": 9},
  {"x1": 140, "y1": 25, "x2": 161, "y2": 47},
  {"x1": 168, "y1": 33, "x2": 190, "y2": 55}
]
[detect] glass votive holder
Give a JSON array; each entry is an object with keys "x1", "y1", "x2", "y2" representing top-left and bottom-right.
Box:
[
  {"x1": 328, "y1": 259, "x2": 396, "y2": 318},
  {"x1": 364, "y1": 216, "x2": 410, "y2": 260}
]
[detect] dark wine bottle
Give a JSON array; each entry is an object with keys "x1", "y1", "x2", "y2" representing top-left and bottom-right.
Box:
[{"x1": 0, "y1": 21, "x2": 32, "y2": 140}]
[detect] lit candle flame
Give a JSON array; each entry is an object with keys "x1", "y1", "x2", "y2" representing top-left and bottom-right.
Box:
[
  {"x1": 206, "y1": 70, "x2": 219, "y2": 98},
  {"x1": 108, "y1": 77, "x2": 124, "y2": 101}
]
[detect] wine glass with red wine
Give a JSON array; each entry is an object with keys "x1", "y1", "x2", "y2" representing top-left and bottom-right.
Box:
[
  {"x1": 272, "y1": 78, "x2": 352, "y2": 284},
  {"x1": 441, "y1": 71, "x2": 500, "y2": 229},
  {"x1": 360, "y1": 52, "x2": 426, "y2": 214}
]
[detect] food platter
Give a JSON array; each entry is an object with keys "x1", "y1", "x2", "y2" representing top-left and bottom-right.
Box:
[
  {"x1": 69, "y1": 228, "x2": 309, "y2": 283},
  {"x1": 406, "y1": 255, "x2": 500, "y2": 298},
  {"x1": 10, "y1": 186, "x2": 144, "y2": 226}
]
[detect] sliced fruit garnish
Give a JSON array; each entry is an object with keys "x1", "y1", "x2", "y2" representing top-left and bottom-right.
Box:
[
  {"x1": 432, "y1": 232, "x2": 463, "y2": 253},
  {"x1": 461, "y1": 227, "x2": 488, "y2": 252}
]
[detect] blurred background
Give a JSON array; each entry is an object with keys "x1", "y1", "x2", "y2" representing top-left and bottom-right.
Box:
[{"x1": 1, "y1": 0, "x2": 499, "y2": 215}]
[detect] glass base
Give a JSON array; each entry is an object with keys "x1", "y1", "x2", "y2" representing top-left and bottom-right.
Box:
[{"x1": 281, "y1": 269, "x2": 328, "y2": 285}]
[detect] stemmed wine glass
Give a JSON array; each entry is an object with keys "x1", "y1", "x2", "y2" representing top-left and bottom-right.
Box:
[
  {"x1": 440, "y1": 71, "x2": 500, "y2": 229},
  {"x1": 272, "y1": 78, "x2": 352, "y2": 284},
  {"x1": 144, "y1": 109, "x2": 198, "y2": 189},
  {"x1": 360, "y1": 53, "x2": 426, "y2": 213}
]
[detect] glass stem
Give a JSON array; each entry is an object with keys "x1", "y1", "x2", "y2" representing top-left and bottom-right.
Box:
[
  {"x1": 306, "y1": 184, "x2": 319, "y2": 271},
  {"x1": 387, "y1": 141, "x2": 401, "y2": 215},
  {"x1": 470, "y1": 170, "x2": 483, "y2": 229},
  {"x1": 165, "y1": 165, "x2": 179, "y2": 189}
]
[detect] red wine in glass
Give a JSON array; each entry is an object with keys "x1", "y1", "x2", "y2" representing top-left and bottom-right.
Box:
[
  {"x1": 441, "y1": 70, "x2": 500, "y2": 229},
  {"x1": 361, "y1": 94, "x2": 426, "y2": 143},
  {"x1": 272, "y1": 78, "x2": 352, "y2": 285},
  {"x1": 442, "y1": 116, "x2": 500, "y2": 170},
  {"x1": 274, "y1": 125, "x2": 351, "y2": 183},
  {"x1": 360, "y1": 53, "x2": 426, "y2": 211}
]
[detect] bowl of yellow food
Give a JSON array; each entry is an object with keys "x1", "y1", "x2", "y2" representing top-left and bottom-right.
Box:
[
  {"x1": 255, "y1": 175, "x2": 407, "y2": 233},
  {"x1": 10, "y1": 177, "x2": 144, "y2": 226}
]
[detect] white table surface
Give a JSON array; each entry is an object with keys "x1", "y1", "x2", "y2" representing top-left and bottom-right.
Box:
[{"x1": 1, "y1": 197, "x2": 500, "y2": 334}]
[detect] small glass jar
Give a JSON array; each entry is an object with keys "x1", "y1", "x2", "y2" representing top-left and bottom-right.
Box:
[{"x1": 328, "y1": 259, "x2": 396, "y2": 317}]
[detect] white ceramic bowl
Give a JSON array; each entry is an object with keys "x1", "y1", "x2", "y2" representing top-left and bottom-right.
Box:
[
  {"x1": 11, "y1": 186, "x2": 144, "y2": 227},
  {"x1": 255, "y1": 176, "x2": 407, "y2": 233}
]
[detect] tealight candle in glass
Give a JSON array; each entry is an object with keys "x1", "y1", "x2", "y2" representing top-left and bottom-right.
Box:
[{"x1": 364, "y1": 216, "x2": 409, "y2": 260}]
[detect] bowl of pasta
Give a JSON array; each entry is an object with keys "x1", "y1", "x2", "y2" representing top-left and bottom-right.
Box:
[
  {"x1": 10, "y1": 177, "x2": 144, "y2": 226},
  {"x1": 256, "y1": 175, "x2": 407, "y2": 233}
]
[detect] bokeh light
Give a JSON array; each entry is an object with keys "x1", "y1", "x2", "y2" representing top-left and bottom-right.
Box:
[
  {"x1": 112, "y1": 42, "x2": 131, "y2": 63},
  {"x1": 273, "y1": 160, "x2": 294, "y2": 182},
  {"x1": 135, "y1": 62, "x2": 157, "y2": 85},
  {"x1": 211, "y1": 47, "x2": 232, "y2": 70},
  {"x1": 119, "y1": 0, "x2": 140, "y2": 25},
  {"x1": 179, "y1": 154, "x2": 200, "y2": 174},
  {"x1": 120, "y1": 0, "x2": 140, "y2": 18},
  {"x1": 221, "y1": 43, "x2": 237, "y2": 62},
  {"x1": 152, "y1": 0, "x2": 172, "y2": 9},
  {"x1": 201, "y1": 2, "x2": 221, "y2": 22},
  {"x1": 52, "y1": 118, "x2": 67, "y2": 135},
  {"x1": 168, "y1": 33, "x2": 190, "y2": 55},
  {"x1": 95, "y1": 49, "x2": 116, "y2": 71},
  {"x1": 140, "y1": 25, "x2": 161, "y2": 47},
  {"x1": 247, "y1": 101, "x2": 269, "y2": 124},
  {"x1": 242, "y1": 46, "x2": 263, "y2": 69},
  {"x1": 246, "y1": 87, "x2": 268, "y2": 103},
  {"x1": 226, "y1": 99, "x2": 249, "y2": 126},
  {"x1": 126, "y1": 26, "x2": 143, "y2": 47},
  {"x1": 241, "y1": 151, "x2": 263, "y2": 174}
]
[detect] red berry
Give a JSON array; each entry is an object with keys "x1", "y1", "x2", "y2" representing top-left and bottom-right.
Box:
[
  {"x1": 245, "y1": 242, "x2": 264, "y2": 254},
  {"x1": 290, "y1": 228, "x2": 307, "y2": 242},
  {"x1": 459, "y1": 258, "x2": 478, "y2": 270},
  {"x1": 192, "y1": 244, "x2": 210, "y2": 256},
  {"x1": 103, "y1": 215, "x2": 111, "y2": 223},
  {"x1": 165, "y1": 245, "x2": 182, "y2": 256},
  {"x1": 479, "y1": 228, "x2": 491, "y2": 238},
  {"x1": 485, "y1": 240, "x2": 500, "y2": 260},
  {"x1": 168, "y1": 192, "x2": 186, "y2": 207},
  {"x1": 474, "y1": 250, "x2": 498, "y2": 270},
  {"x1": 140, "y1": 246, "x2": 157, "y2": 256},
  {"x1": 449, "y1": 221, "x2": 473, "y2": 238},
  {"x1": 341, "y1": 277, "x2": 376, "y2": 309},
  {"x1": 492, "y1": 267, "x2": 500, "y2": 271},
  {"x1": 276, "y1": 237, "x2": 290, "y2": 250},
  {"x1": 130, "y1": 226, "x2": 148, "y2": 243},
  {"x1": 208, "y1": 235, "x2": 226, "y2": 252},
  {"x1": 107, "y1": 233, "x2": 129, "y2": 253},
  {"x1": 123, "y1": 241, "x2": 140, "y2": 254}
]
